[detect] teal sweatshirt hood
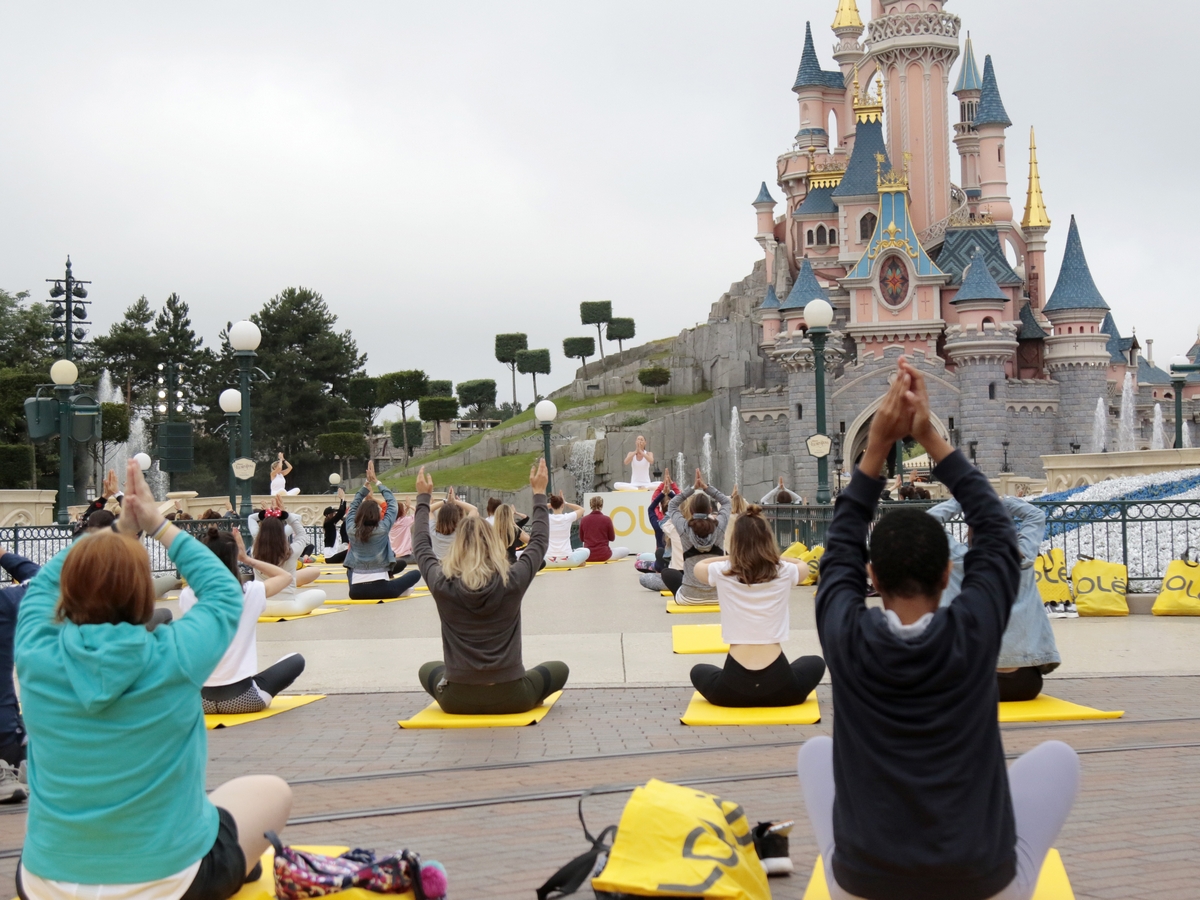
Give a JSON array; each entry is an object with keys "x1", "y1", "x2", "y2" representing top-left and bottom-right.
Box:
[{"x1": 59, "y1": 622, "x2": 154, "y2": 712}]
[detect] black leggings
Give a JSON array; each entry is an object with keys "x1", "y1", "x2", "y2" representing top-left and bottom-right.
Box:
[
  {"x1": 348, "y1": 570, "x2": 421, "y2": 600},
  {"x1": 418, "y1": 660, "x2": 569, "y2": 715},
  {"x1": 662, "y1": 568, "x2": 683, "y2": 597},
  {"x1": 690, "y1": 652, "x2": 826, "y2": 708},
  {"x1": 324, "y1": 548, "x2": 348, "y2": 564},
  {"x1": 997, "y1": 666, "x2": 1043, "y2": 702},
  {"x1": 201, "y1": 653, "x2": 306, "y2": 715}
]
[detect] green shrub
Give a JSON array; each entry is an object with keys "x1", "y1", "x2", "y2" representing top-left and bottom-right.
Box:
[{"x1": 0, "y1": 444, "x2": 33, "y2": 488}]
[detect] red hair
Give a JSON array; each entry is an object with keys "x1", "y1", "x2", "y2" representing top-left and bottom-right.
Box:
[{"x1": 58, "y1": 531, "x2": 156, "y2": 626}]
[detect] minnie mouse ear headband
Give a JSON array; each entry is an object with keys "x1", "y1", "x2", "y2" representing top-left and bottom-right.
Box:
[{"x1": 262, "y1": 508, "x2": 284, "y2": 519}]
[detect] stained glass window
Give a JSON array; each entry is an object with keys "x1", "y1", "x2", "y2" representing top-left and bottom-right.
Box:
[{"x1": 879, "y1": 256, "x2": 909, "y2": 306}]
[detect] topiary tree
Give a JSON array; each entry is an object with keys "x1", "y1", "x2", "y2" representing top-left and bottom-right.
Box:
[
  {"x1": 456, "y1": 379, "x2": 497, "y2": 422},
  {"x1": 563, "y1": 336, "x2": 596, "y2": 379},
  {"x1": 426, "y1": 380, "x2": 453, "y2": 398},
  {"x1": 328, "y1": 418, "x2": 365, "y2": 434},
  {"x1": 378, "y1": 369, "x2": 427, "y2": 460},
  {"x1": 347, "y1": 375, "x2": 382, "y2": 425},
  {"x1": 606, "y1": 317, "x2": 636, "y2": 353},
  {"x1": 390, "y1": 420, "x2": 423, "y2": 455},
  {"x1": 580, "y1": 301, "x2": 612, "y2": 359},
  {"x1": 516, "y1": 348, "x2": 551, "y2": 400},
  {"x1": 494, "y1": 333, "x2": 528, "y2": 408},
  {"x1": 418, "y1": 395, "x2": 459, "y2": 448},
  {"x1": 637, "y1": 365, "x2": 671, "y2": 403}
]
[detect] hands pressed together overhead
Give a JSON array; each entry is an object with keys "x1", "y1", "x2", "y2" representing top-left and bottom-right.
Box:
[{"x1": 861, "y1": 357, "x2": 953, "y2": 477}]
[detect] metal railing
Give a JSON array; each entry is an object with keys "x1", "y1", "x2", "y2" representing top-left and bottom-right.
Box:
[
  {"x1": 764, "y1": 497, "x2": 1200, "y2": 593},
  {"x1": 0, "y1": 521, "x2": 326, "y2": 583}
]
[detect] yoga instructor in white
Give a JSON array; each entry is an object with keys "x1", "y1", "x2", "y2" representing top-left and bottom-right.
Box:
[{"x1": 614, "y1": 435, "x2": 660, "y2": 491}]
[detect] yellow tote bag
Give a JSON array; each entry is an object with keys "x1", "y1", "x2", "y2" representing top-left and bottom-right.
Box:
[
  {"x1": 799, "y1": 545, "x2": 825, "y2": 586},
  {"x1": 781, "y1": 541, "x2": 809, "y2": 560},
  {"x1": 592, "y1": 779, "x2": 770, "y2": 900},
  {"x1": 1152, "y1": 559, "x2": 1200, "y2": 615},
  {"x1": 1035, "y1": 548, "x2": 1072, "y2": 604},
  {"x1": 1070, "y1": 559, "x2": 1128, "y2": 616}
]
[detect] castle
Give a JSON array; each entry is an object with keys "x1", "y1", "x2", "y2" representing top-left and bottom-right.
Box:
[{"x1": 730, "y1": 0, "x2": 1200, "y2": 495}]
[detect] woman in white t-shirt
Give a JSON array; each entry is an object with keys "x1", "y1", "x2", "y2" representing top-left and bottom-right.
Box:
[
  {"x1": 689, "y1": 506, "x2": 825, "y2": 707},
  {"x1": 179, "y1": 527, "x2": 306, "y2": 715},
  {"x1": 545, "y1": 493, "x2": 590, "y2": 568}
]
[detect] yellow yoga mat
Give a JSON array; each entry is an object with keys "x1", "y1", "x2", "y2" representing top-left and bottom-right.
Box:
[
  {"x1": 999, "y1": 694, "x2": 1124, "y2": 723},
  {"x1": 802, "y1": 849, "x2": 1074, "y2": 899},
  {"x1": 672, "y1": 623, "x2": 729, "y2": 654},
  {"x1": 313, "y1": 578, "x2": 349, "y2": 584},
  {"x1": 230, "y1": 846, "x2": 416, "y2": 900},
  {"x1": 399, "y1": 690, "x2": 563, "y2": 729},
  {"x1": 205, "y1": 695, "x2": 325, "y2": 730},
  {"x1": 681, "y1": 691, "x2": 820, "y2": 726},
  {"x1": 666, "y1": 599, "x2": 720, "y2": 614},
  {"x1": 258, "y1": 607, "x2": 345, "y2": 623},
  {"x1": 324, "y1": 594, "x2": 422, "y2": 605}
]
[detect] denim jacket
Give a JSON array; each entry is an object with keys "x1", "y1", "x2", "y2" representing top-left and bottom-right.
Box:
[
  {"x1": 344, "y1": 485, "x2": 399, "y2": 574},
  {"x1": 929, "y1": 496, "x2": 1061, "y2": 672}
]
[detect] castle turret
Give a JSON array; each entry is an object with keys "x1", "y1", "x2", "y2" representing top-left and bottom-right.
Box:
[
  {"x1": 753, "y1": 182, "x2": 779, "y2": 283},
  {"x1": 1020, "y1": 128, "x2": 1051, "y2": 310},
  {"x1": 779, "y1": 258, "x2": 830, "y2": 333},
  {"x1": 1042, "y1": 216, "x2": 1112, "y2": 452},
  {"x1": 952, "y1": 33, "x2": 983, "y2": 209},
  {"x1": 793, "y1": 23, "x2": 845, "y2": 151},
  {"x1": 974, "y1": 55, "x2": 1013, "y2": 225},
  {"x1": 831, "y1": 0, "x2": 865, "y2": 72},
  {"x1": 756, "y1": 285, "x2": 782, "y2": 345}
]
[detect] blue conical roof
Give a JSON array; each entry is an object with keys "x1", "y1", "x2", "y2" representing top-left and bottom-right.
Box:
[
  {"x1": 832, "y1": 117, "x2": 889, "y2": 197},
  {"x1": 760, "y1": 285, "x2": 780, "y2": 310},
  {"x1": 953, "y1": 247, "x2": 1008, "y2": 303},
  {"x1": 780, "y1": 258, "x2": 830, "y2": 310},
  {"x1": 1044, "y1": 216, "x2": 1109, "y2": 312},
  {"x1": 753, "y1": 182, "x2": 776, "y2": 205},
  {"x1": 793, "y1": 23, "x2": 846, "y2": 91},
  {"x1": 954, "y1": 34, "x2": 982, "y2": 93},
  {"x1": 975, "y1": 55, "x2": 1011, "y2": 127}
]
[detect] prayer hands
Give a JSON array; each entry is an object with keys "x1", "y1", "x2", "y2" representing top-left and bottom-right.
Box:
[
  {"x1": 661, "y1": 466, "x2": 670, "y2": 487},
  {"x1": 868, "y1": 360, "x2": 914, "y2": 448},
  {"x1": 119, "y1": 459, "x2": 164, "y2": 537},
  {"x1": 529, "y1": 457, "x2": 549, "y2": 494},
  {"x1": 103, "y1": 469, "x2": 119, "y2": 499},
  {"x1": 694, "y1": 468, "x2": 706, "y2": 491},
  {"x1": 415, "y1": 466, "x2": 434, "y2": 494},
  {"x1": 337, "y1": 487, "x2": 345, "y2": 501},
  {"x1": 232, "y1": 528, "x2": 251, "y2": 563},
  {"x1": 365, "y1": 460, "x2": 378, "y2": 486}
]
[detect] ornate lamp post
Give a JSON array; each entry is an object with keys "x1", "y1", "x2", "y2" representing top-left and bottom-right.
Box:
[
  {"x1": 535, "y1": 399, "x2": 558, "y2": 494},
  {"x1": 50, "y1": 360, "x2": 78, "y2": 525},
  {"x1": 229, "y1": 321, "x2": 262, "y2": 523},
  {"x1": 218, "y1": 389, "x2": 242, "y2": 510},
  {"x1": 803, "y1": 298, "x2": 834, "y2": 504},
  {"x1": 1001, "y1": 440, "x2": 1011, "y2": 473},
  {"x1": 1169, "y1": 356, "x2": 1200, "y2": 448},
  {"x1": 45, "y1": 258, "x2": 90, "y2": 362}
]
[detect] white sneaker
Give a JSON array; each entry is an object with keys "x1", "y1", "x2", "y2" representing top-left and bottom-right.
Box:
[
  {"x1": 1064, "y1": 601, "x2": 1079, "y2": 618},
  {"x1": 1050, "y1": 602, "x2": 1068, "y2": 618},
  {"x1": 0, "y1": 761, "x2": 27, "y2": 804}
]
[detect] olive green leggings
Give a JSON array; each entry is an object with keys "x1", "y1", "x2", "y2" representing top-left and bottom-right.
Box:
[{"x1": 418, "y1": 660, "x2": 569, "y2": 715}]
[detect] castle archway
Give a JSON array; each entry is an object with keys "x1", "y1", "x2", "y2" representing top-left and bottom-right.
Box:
[{"x1": 844, "y1": 394, "x2": 951, "y2": 475}]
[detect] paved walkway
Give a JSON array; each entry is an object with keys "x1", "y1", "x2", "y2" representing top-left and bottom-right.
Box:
[{"x1": 6, "y1": 562, "x2": 1197, "y2": 898}]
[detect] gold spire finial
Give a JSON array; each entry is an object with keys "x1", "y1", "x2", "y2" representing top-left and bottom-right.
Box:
[
  {"x1": 1021, "y1": 126, "x2": 1051, "y2": 230},
  {"x1": 876, "y1": 151, "x2": 911, "y2": 193},
  {"x1": 832, "y1": 0, "x2": 863, "y2": 31},
  {"x1": 854, "y1": 68, "x2": 884, "y2": 123}
]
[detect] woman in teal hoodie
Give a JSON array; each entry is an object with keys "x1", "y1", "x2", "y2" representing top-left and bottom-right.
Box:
[{"x1": 15, "y1": 460, "x2": 293, "y2": 900}]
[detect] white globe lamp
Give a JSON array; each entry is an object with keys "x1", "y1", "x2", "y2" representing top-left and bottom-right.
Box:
[
  {"x1": 535, "y1": 399, "x2": 558, "y2": 424},
  {"x1": 134, "y1": 452, "x2": 152, "y2": 472},
  {"x1": 229, "y1": 321, "x2": 262, "y2": 352},
  {"x1": 329, "y1": 473, "x2": 342, "y2": 486},
  {"x1": 50, "y1": 359, "x2": 78, "y2": 386},
  {"x1": 218, "y1": 388, "x2": 242, "y2": 414},
  {"x1": 803, "y1": 298, "x2": 835, "y2": 330}
]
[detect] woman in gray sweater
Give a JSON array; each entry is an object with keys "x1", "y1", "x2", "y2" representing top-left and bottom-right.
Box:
[
  {"x1": 664, "y1": 470, "x2": 732, "y2": 605},
  {"x1": 413, "y1": 459, "x2": 569, "y2": 714}
]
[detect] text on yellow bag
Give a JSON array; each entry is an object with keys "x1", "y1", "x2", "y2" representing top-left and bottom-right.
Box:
[
  {"x1": 800, "y1": 545, "x2": 825, "y2": 586},
  {"x1": 1035, "y1": 548, "x2": 1072, "y2": 604},
  {"x1": 1152, "y1": 559, "x2": 1200, "y2": 615},
  {"x1": 591, "y1": 779, "x2": 770, "y2": 900},
  {"x1": 1069, "y1": 559, "x2": 1128, "y2": 616}
]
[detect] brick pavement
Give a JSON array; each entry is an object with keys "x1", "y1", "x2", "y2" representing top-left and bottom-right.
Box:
[{"x1": 0, "y1": 676, "x2": 1197, "y2": 898}]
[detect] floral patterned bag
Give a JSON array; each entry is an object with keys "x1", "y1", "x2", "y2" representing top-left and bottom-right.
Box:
[{"x1": 265, "y1": 831, "x2": 447, "y2": 899}]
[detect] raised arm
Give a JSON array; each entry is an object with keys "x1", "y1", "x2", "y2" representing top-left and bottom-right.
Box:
[
  {"x1": 623, "y1": 450, "x2": 636, "y2": 465},
  {"x1": 379, "y1": 485, "x2": 399, "y2": 529},
  {"x1": 667, "y1": 485, "x2": 693, "y2": 537},
  {"x1": 511, "y1": 459, "x2": 550, "y2": 585},
  {"x1": 926, "y1": 497, "x2": 962, "y2": 524},
  {"x1": 1003, "y1": 496, "x2": 1046, "y2": 566},
  {"x1": 0, "y1": 552, "x2": 39, "y2": 585},
  {"x1": 412, "y1": 468, "x2": 446, "y2": 591},
  {"x1": 234, "y1": 530, "x2": 292, "y2": 597}
]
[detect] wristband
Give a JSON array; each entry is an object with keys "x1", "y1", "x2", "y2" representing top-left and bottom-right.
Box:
[{"x1": 150, "y1": 519, "x2": 172, "y2": 542}]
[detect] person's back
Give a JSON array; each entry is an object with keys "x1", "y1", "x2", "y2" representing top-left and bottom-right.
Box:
[{"x1": 798, "y1": 358, "x2": 1078, "y2": 900}]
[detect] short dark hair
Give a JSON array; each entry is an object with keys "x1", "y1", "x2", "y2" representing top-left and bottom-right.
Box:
[{"x1": 869, "y1": 509, "x2": 949, "y2": 599}]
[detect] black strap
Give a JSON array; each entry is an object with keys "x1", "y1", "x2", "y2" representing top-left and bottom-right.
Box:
[{"x1": 535, "y1": 790, "x2": 617, "y2": 900}]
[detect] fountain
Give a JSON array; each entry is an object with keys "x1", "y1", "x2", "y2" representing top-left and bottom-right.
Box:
[
  {"x1": 1186, "y1": 422, "x2": 1194, "y2": 450},
  {"x1": 1117, "y1": 372, "x2": 1136, "y2": 452},
  {"x1": 1091, "y1": 398, "x2": 1107, "y2": 453},
  {"x1": 729, "y1": 407, "x2": 742, "y2": 489},
  {"x1": 566, "y1": 440, "x2": 597, "y2": 501},
  {"x1": 97, "y1": 368, "x2": 167, "y2": 500},
  {"x1": 701, "y1": 433, "x2": 713, "y2": 484},
  {"x1": 675, "y1": 451, "x2": 685, "y2": 483},
  {"x1": 1151, "y1": 404, "x2": 1165, "y2": 450}
]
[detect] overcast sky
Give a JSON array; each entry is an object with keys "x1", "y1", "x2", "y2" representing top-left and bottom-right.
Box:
[{"x1": 0, "y1": 1, "x2": 1191, "y2": 412}]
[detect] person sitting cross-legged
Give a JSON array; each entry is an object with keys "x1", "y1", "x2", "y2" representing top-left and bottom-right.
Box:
[
  {"x1": 15, "y1": 459, "x2": 291, "y2": 900},
  {"x1": 797, "y1": 357, "x2": 1079, "y2": 900},
  {"x1": 689, "y1": 507, "x2": 825, "y2": 707},
  {"x1": 578, "y1": 496, "x2": 629, "y2": 562},
  {"x1": 414, "y1": 460, "x2": 569, "y2": 715}
]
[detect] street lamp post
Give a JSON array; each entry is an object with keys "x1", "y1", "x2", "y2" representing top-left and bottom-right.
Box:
[
  {"x1": 803, "y1": 298, "x2": 834, "y2": 504},
  {"x1": 229, "y1": 321, "x2": 262, "y2": 524},
  {"x1": 1001, "y1": 440, "x2": 1011, "y2": 473},
  {"x1": 50, "y1": 360, "x2": 78, "y2": 525},
  {"x1": 535, "y1": 399, "x2": 558, "y2": 495},
  {"x1": 45, "y1": 258, "x2": 91, "y2": 363},
  {"x1": 219, "y1": 389, "x2": 242, "y2": 511},
  {"x1": 1169, "y1": 356, "x2": 1200, "y2": 448}
]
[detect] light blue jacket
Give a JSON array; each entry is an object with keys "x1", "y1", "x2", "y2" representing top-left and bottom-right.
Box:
[
  {"x1": 344, "y1": 484, "x2": 399, "y2": 574},
  {"x1": 928, "y1": 496, "x2": 1061, "y2": 672},
  {"x1": 15, "y1": 532, "x2": 244, "y2": 884}
]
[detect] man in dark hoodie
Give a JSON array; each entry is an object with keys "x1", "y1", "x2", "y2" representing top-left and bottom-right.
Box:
[{"x1": 797, "y1": 357, "x2": 1079, "y2": 900}]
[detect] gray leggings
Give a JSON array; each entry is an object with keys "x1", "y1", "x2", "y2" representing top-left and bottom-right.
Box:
[{"x1": 796, "y1": 736, "x2": 1079, "y2": 900}]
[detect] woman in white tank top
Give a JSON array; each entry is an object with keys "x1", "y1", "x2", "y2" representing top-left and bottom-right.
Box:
[{"x1": 615, "y1": 435, "x2": 661, "y2": 491}]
